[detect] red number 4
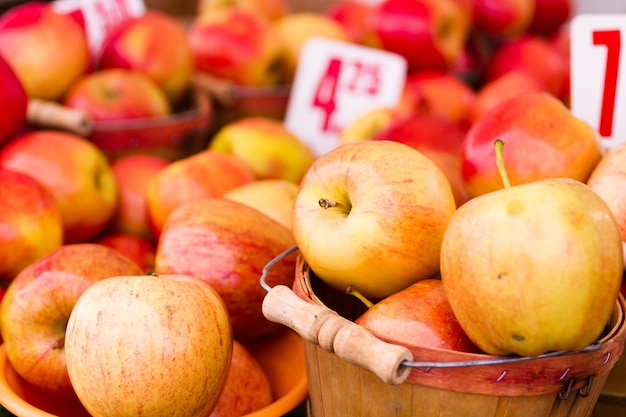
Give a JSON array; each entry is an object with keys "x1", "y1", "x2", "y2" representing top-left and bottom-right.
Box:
[{"x1": 593, "y1": 29, "x2": 621, "y2": 137}]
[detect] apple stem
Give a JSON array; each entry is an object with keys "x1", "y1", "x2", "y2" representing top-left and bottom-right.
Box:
[
  {"x1": 319, "y1": 198, "x2": 346, "y2": 210},
  {"x1": 345, "y1": 285, "x2": 374, "y2": 309},
  {"x1": 494, "y1": 139, "x2": 511, "y2": 189}
]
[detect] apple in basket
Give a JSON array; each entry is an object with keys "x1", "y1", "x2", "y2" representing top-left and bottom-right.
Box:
[
  {"x1": 0, "y1": 243, "x2": 144, "y2": 398},
  {"x1": 292, "y1": 140, "x2": 456, "y2": 300},
  {"x1": 65, "y1": 273, "x2": 232, "y2": 417},
  {"x1": 440, "y1": 140, "x2": 623, "y2": 356},
  {"x1": 472, "y1": 0, "x2": 535, "y2": 39}
]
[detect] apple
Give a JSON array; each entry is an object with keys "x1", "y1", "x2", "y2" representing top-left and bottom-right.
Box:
[
  {"x1": 109, "y1": 153, "x2": 169, "y2": 241},
  {"x1": 482, "y1": 34, "x2": 569, "y2": 101},
  {"x1": 0, "y1": 2, "x2": 89, "y2": 101},
  {"x1": 209, "y1": 340, "x2": 273, "y2": 417},
  {"x1": 222, "y1": 179, "x2": 299, "y2": 230},
  {"x1": 372, "y1": 112, "x2": 471, "y2": 207},
  {"x1": 527, "y1": 0, "x2": 572, "y2": 36},
  {"x1": 0, "y1": 168, "x2": 64, "y2": 280},
  {"x1": 323, "y1": 0, "x2": 373, "y2": 44},
  {"x1": 98, "y1": 10, "x2": 194, "y2": 105},
  {"x1": 292, "y1": 140, "x2": 456, "y2": 300},
  {"x1": 440, "y1": 141, "x2": 623, "y2": 356},
  {"x1": 0, "y1": 243, "x2": 144, "y2": 398},
  {"x1": 461, "y1": 91, "x2": 602, "y2": 199},
  {"x1": 273, "y1": 12, "x2": 351, "y2": 83},
  {"x1": 0, "y1": 130, "x2": 119, "y2": 244},
  {"x1": 94, "y1": 232, "x2": 156, "y2": 274},
  {"x1": 188, "y1": 7, "x2": 286, "y2": 87},
  {"x1": 354, "y1": 278, "x2": 481, "y2": 353},
  {"x1": 145, "y1": 149, "x2": 256, "y2": 237},
  {"x1": 472, "y1": 0, "x2": 535, "y2": 39},
  {"x1": 208, "y1": 116, "x2": 316, "y2": 183},
  {"x1": 154, "y1": 197, "x2": 298, "y2": 340},
  {"x1": 197, "y1": 0, "x2": 290, "y2": 22},
  {"x1": 65, "y1": 273, "x2": 232, "y2": 417},
  {"x1": 339, "y1": 106, "x2": 410, "y2": 145},
  {"x1": 62, "y1": 68, "x2": 172, "y2": 122},
  {"x1": 0, "y1": 54, "x2": 27, "y2": 146},
  {"x1": 362, "y1": 0, "x2": 470, "y2": 72}
]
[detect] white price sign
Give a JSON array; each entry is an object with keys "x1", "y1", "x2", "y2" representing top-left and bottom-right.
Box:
[
  {"x1": 284, "y1": 38, "x2": 407, "y2": 157},
  {"x1": 571, "y1": 14, "x2": 626, "y2": 151},
  {"x1": 53, "y1": 0, "x2": 146, "y2": 60}
]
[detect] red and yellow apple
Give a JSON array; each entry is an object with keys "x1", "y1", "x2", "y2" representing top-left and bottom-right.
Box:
[
  {"x1": 292, "y1": 140, "x2": 456, "y2": 299},
  {"x1": 65, "y1": 273, "x2": 232, "y2": 417},
  {"x1": 473, "y1": 0, "x2": 535, "y2": 39},
  {"x1": 155, "y1": 197, "x2": 298, "y2": 340},
  {"x1": 0, "y1": 2, "x2": 89, "y2": 100},
  {"x1": 323, "y1": 0, "x2": 373, "y2": 44},
  {"x1": 0, "y1": 243, "x2": 144, "y2": 398},
  {"x1": 98, "y1": 10, "x2": 193, "y2": 105},
  {"x1": 0, "y1": 168, "x2": 64, "y2": 280},
  {"x1": 0, "y1": 130, "x2": 118, "y2": 244},
  {"x1": 0, "y1": 54, "x2": 27, "y2": 146},
  {"x1": 198, "y1": 0, "x2": 290, "y2": 22}
]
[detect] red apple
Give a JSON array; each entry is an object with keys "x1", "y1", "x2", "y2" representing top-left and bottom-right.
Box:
[
  {"x1": 188, "y1": 7, "x2": 286, "y2": 86},
  {"x1": 109, "y1": 153, "x2": 169, "y2": 241},
  {"x1": 94, "y1": 232, "x2": 156, "y2": 274},
  {"x1": 0, "y1": 243, "x2": 144, "y2": 398},
  {"x1": 0, "y1": 54, "x2": 27, "y2": 146},
  {"x1": 373, "y1": 112, "x2": 471, "y2": 206},
  {"x1": 0, "y1": 130, "x2": 119, "y2": 244},
  {"x1": 0, "y1": 2, "x2": 89, "y2": 101},
  {"x1": 62, "y1": 68, "x2": 172, "y2": 122},
  {"x1": 527, "y1": 0, "x2": 572, "y2": 36},
  {"x1": 209, "y1": 340, "x2": 273, "y2": 417},
  {"x1": 473, "y1": 0, "x2": 535, "y2": 39},
  {"x1": 362, "y1": 0, "x2": 470, "y2": 72},
  {"x1": 145, "y1": 150, "x2": 256, "y2": 237},
  {"x1": 0, "y1": 168, "x2": 64, "y2": 280},
  {"x1": 355, "y1": 278, "x2": 481, "y2": 353},
  {"x1": 461, "y1": 92, "x2": 602, "y2": 198},
  {"x1": 154, "y1": 197, "x2": 298, "y2": 340},
  {"x1": 98, "y1": 10, "x2": 193, "y2": 105},
  {"x1": 324, "y1": 0, "x2": 373, "y2": 44}
]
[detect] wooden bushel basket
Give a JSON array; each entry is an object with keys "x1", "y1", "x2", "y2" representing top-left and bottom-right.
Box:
[{"x1": 261, "y1": 252, "x2": 626, "y2": 417}]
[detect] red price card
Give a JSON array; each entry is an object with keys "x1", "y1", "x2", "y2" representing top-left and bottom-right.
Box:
[
  {"x1": 53, "y1": 0, "x2": 145, "y2": 60},
  {"x1": 570, "y1": 14, "x2": 626, "y2": 151},
  {"x1": 284, "y1": 38, "x2": 407, "y2": 157}
]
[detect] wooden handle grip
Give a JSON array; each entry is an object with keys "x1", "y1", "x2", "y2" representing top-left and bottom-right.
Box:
[
  {"x1": 26, "y1": 99, "x2": 94, "y2": 137},
  {"x1": 262, "y1": 285, "x2": 413, "y2": 385}
]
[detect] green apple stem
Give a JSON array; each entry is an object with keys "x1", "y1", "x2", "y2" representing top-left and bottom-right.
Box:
[
  {"x1": 345, "y1": 285, "x2": 374, "y2": 309},
  {"x1": 494, "y1": 139, "x2": 511, "y2": 189},
  {"x1": 319, "y1": 198, "x2": 346, "y2": 210}
]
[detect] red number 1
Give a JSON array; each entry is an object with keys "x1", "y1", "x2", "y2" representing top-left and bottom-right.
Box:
[
  {"x1": 593, "y1": 29, "x2": 621, "y2": 137},
  {"x1": 312, "y1": 58, "x2": 341, "y2": 133}
]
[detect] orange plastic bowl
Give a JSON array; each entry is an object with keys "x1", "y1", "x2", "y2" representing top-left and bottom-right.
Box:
[{"x1": 0, "y1": 329, "x2": 308, "y2": 417}]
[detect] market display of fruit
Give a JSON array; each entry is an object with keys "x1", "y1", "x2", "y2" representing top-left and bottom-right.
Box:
[{"x1": 0, "y1": 0, "x2": 625, "y2": 416}]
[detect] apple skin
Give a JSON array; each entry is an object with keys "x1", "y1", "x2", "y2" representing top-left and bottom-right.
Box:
[
  {"x1": 154, "y1": 197, "x2": 298, "y2": 340},
  {"x1": 473, "y1": 0, "x2": 535, "y2": 39},
  {"x1": 0, "y1": 130, "x2": 119, "y2": 244},
  {"x1": 109, "y1": 153, "x2": 169, "y2": 241},
  {"x1": 197, "y1": 0, "x2": 290, "y2": 22},
  {"x1": 145, "y1": 150, "x2": 256, "y2": 238},
  {"x1": 0, "y1": 54, "x2": 27, "y2": 146},
  {"x1": 208, "y1": 116, "x2": 316, "y2": 184},
  {"x1": 372, "y1": 112, "x2": 471, "y2": 207},
  {"x1": 292, "y1": 140, "x2": 456, "y2": 300},
  {"x1": 222, "y1": 179, "x2": 299, "y2": 230},
  {"x1": 440, "y1": 178, "x2": 623, "y2": 356},
  {"x1": 65, "y1": 273, "x2": 232, "y2": 417},
  {"x1": 98, "y1": 10, "x2": 193, "y2": 105},
  {"x1": 208, "y1": 340, "x2": 273, "y2": 417},
  {"x1": 461, "y1": 91, "x2": 602, "y2": 199},
  {"x1": 362, "y1": 0, "x2": 470, "y2": 72},
  {"x1": 62, "y1": 68, "x2": 172, "y2": 122},
  {"x1": 527, "y1": 0, "x2": 571, "y2": 36},
  {"x1": 323, "y1": 0, "x2": 373, "y2": 44},
  {"x1": 188, "y1": 7, "x2": 286, "y2": 87},
  {"x1": 0, "y1": 2, "x2": 89, "y2": 101},
  {"x1": 94, "y1": 232, "x2": 156, "y2": 274},
  {"x1": 355, "y1": 278, "x2": 481, "y2": 353},
  {"x1": 0, "y1": 243, "x2": 144, "y2": 398},
  {"x1": 0, "y1": 168, "x2": 64, "y2": 280}
]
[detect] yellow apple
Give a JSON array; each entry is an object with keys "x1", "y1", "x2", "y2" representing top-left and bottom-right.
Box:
[
  {"x1": 222, "y1": 179, "x2": 298, "y2": 229},
  {"x1": 292, "y1": 140, "x2": 456, "y2": 299},
  {"x1": 208, "y1": 116, "x2": 316, "y2": 183},
  {"x1": 65, "y1": 273, "x2": 232, "y2": 417}
]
